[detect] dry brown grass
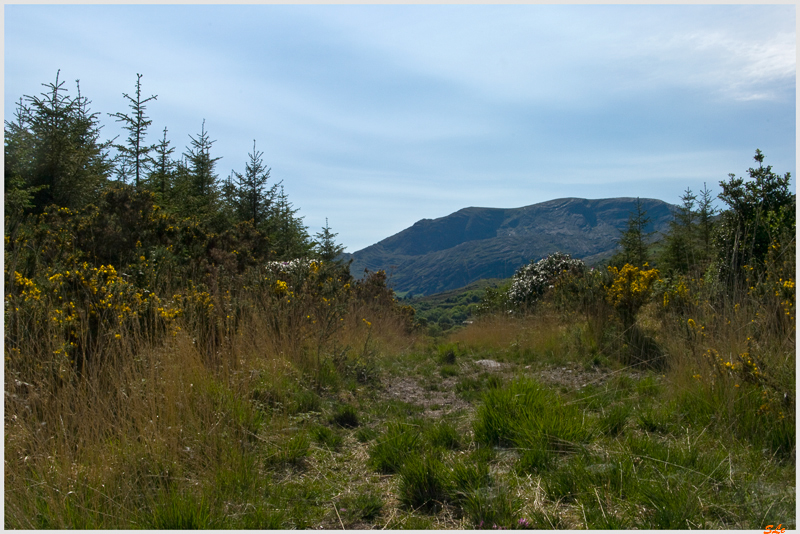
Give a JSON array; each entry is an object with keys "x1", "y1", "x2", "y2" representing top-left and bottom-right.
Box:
[
  {"x1": 448, "y1": 312, "x2": 566, "y2": 358},
  {"x1": 4, "y1": 282, "x2": 419, "y2": 528}
]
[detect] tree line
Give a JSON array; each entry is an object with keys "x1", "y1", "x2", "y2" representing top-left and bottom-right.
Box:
[
  {"x1": 611, "y1": 149, "x2": 794, "y2": 289},
  {"x1": 5, "y1": 71, "x2": 343, "y2": 262}
]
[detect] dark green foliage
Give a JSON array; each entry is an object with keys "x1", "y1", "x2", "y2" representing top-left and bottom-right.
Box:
[
  {"x1": 436, "y1": 343, "x2": 459, "y2": 364},
  {"x1": 455, "y1": 372, "x2": 502, "y2": 403},
  {"x1": 311, "y1": 425, "x2": 343, "y2": 450},
  {"x1": 425, "y1": 420, "x2": 461, "y2": 450},
  {"x1": 331, "y1": 404, "x2": 359, "y2": 428},
  {"x1": 410, "y1": 283, "x2": 495, "y2": 332},
  {"x1": 449, "y1": 460, "x2": 491, "y2": 502},
  {"x1": 636, "y1": 405, "x2": 673, "y2": 434},
  {"x1": 338, "y1": 491, "x2": 384, "y2": 522},
  {"x1": 715, "y1": 149, "x2": 795, "y2": 284},
  {"x1": 5, "y1": 71, "x2": 112, "y2": 213},
  {"x1": 397, "y1": 455, "x2": 450, "y2": 511},
  {"x1": 231, "y1": 139, "x2": 277, "y2": 228},
  {"x1": 461, "y1": 484, "x2": 521, "y2": 529},
  {"x1": 439, "y1": 364, "x2": 458, "y2": 377},
  {"x1": 148, "y1": 490, "x2": 213, "y2": 529},
  {"x1": 658, "y1": 183, "x2": 718, "y2": 277},
  {"x1": 355, "y1": 427, "x2": 378, "y2": 443},
  {"x1": 147, "y1": 126, "x2": 176, "y2": 198},
  {"x1": 515, "y1": 442, "x2": 554, "y2": 474},
  {"x1": 314, "y1": 218, "x2": 346, "y2": 262},
  {"x1": 639, "y1": 481, "x2": 704, "y2": 529},
  {"x1": 368, "y1": 422, "x2": 421, "y2": 474},
  {"x1": 266, "y1": 185, "x2": 313, "y2": 260},
  {"x1": 290, "y1": 389, "x2": 321, "y2": 414},
  {"x1": 108, "y1": 73, "x2": 157, "y2": 189},
  {"x1": 598, "y1": 404, "x2": 631, "y2": 436},
  {"x1": 473, "y1": 377, "x2": 591, "y2": 450},
  {"x1": 613, "y1": 197, "x2": 653, "y2": 268},
  {"x1": 266, "y1": 433, "x2": 310, "y2": 467},
  {"x1": 177, "y1": 119, "x2": 222, "y2": 222}
]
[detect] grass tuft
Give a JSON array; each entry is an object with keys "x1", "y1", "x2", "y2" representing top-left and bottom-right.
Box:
[{"x1": 331, "y1": 404, "x2": 360, "y2": 428}]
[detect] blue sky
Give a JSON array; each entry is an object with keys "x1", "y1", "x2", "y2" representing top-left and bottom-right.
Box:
[{"x1": 5, "y1": 4, "x2": 796, "y2": 252}]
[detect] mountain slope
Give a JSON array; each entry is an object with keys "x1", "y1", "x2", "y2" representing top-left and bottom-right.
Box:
[{"x1": 345, "y1": 197, "x2": 675, "y2": 296}]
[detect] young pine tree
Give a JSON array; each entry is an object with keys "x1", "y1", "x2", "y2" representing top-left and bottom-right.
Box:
[
  {"x1": 108, "y1": 73, "x2": 158, "y2": 189},
  {"x1": 615, "y1": 198, "x2": 652, "y2": 268},
  {"x1": 6, "y1": 71, "x2": 112, "y2": 212},
  {"x1": 181, "y1": 119, "x2": 222, "y2": 221},
  {"x1": 659, "y1": 188, "x2": 698, "y2": 275},
  {"x1": 147, "y1": 126, "x2": 176, "y2": 199},
  {"x1": 232, "y1": 140, "x2": 277, "y2": 228},
  {"x1": 314, "y1": 218, "x2": 346, "y2": 263},
  {"x1": 715, "y1": 149, "x2": 795, "y2": 283},
  {"x1": 267, "y1": 185, "x2": 312, "y2": 259}
]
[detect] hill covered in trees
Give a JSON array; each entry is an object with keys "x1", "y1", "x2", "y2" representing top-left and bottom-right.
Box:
[{"x1": 345, "y1": 197, "x2": 675, "y2": 296}]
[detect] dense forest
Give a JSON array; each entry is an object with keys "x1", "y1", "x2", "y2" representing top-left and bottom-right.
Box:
[{"x1": 5, "y1": 72, "x2": 796, "y2": 529}]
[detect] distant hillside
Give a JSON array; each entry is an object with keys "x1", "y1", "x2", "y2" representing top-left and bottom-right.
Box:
[{"x1": 344, "y1": 197, "x2": 676, "y2": 297}]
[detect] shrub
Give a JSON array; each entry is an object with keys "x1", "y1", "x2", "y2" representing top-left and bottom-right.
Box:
[{"x1": 507, "y1": 252, "x2": 586, "y2": 310}]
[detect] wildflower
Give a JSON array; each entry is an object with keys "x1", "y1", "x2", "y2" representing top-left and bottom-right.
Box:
[{"x1": 273, "y1": 280, "x2": 288, "y2": 295}]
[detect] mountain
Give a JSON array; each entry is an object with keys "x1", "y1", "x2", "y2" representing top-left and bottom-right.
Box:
[{"x1": 344, "y1": 197, "x2": 676, "y2": 297}]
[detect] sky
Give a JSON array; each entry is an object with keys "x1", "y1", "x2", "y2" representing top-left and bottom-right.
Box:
[{"x1": 4, "y1": 4, "x2": 796, "y2": 252}]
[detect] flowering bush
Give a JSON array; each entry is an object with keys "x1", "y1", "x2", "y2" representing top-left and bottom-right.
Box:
[
  {"x1": 507, "y1": 252, "x2": 586, "y2": 309},
  {"x1": 605, "y1": 263, "x2": 660, "y2": 327}
]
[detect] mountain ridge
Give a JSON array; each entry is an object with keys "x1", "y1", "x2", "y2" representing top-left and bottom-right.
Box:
[{"x1": 344, "y1": 197, "x2": 676, "y2": 296}]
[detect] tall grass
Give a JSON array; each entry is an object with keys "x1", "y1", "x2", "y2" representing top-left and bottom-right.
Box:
[{"x1": 5, "y1": 250, "x2": 418, "y2": 528}]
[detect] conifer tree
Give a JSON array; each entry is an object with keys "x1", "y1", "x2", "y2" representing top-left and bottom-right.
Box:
[
  {"x1": 182, "y1": 119, "x2": 221, "y2": 218},
  {"x1": 232, "y1": 140, "x2": 277, "y2": 228},
  {"x1": 314, "y1": 218, "x2": 345, "y2": 262},
  {"x1": 148, "y1": 126, "x2": 175, "y2": 197},
  {"x1": 715, "y1": 150, "x2": 794, "y2": 282},
  {"x1": 5, "y1": 99, "x2": 38, "y2": 219},
  {"x1": 616, "y1": 198, "x2": 652, "y2": 268},
  {"x1": 109, "y1": 74, "x2": 157, "y2": 188},
  {"x1": 6, "y1": 71, "x2": 112, "y2": 211},
  {"x1": 268, "y1": 185, "x2": 312, "y2": 259},
  {"x1": 696, "y1": 183, "x2": 716, "y2": 262},
  {"x1": 659, "y1": 188, "x2": 698, "y2": 275}
]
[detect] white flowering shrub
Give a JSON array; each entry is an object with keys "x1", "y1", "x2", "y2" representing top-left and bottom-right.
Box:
[
  {"x1": 507, "y1": 252, "x2": 586, "y2": 308},
  {"x1": 266, "y1": 258, "x2": 320, "y2": 275}
]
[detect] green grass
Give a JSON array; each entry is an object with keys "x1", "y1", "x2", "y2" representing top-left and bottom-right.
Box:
[
  {"x1": 368, "y1": 422, "x2": 423, "y2": 474},
  {"x1": 473, "y1": 377, "x2": 592, "y2": 451},
  {"x1": 425, "y1": 420, "x2": 462, "y2": 451},
  {"x1": 338, "y1": 491, "x2": 385, "y2": 522},
  {"x1": 312, "y1": 424, "x2": 343, "y2": 450},
  {"x1": 397, "y1": 454, "x2": 451, "y2": 511}
]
